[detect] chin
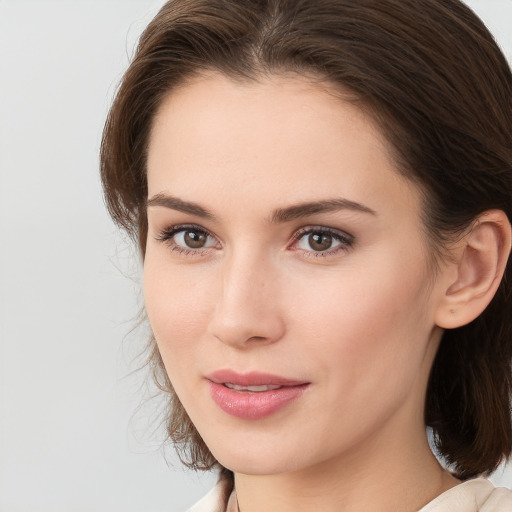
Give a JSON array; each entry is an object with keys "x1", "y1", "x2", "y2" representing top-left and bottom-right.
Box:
[
  {"x1": 203, "y1": 433, "x2": 313, "y2": 476},
  {"x1": 217, "y1": 453, "x2": 300, "y2": 476}
]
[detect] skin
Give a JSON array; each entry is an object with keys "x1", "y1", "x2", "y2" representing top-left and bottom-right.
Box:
[{"x1": 144, "y1": 72, "x2": 463, "y2": 512}]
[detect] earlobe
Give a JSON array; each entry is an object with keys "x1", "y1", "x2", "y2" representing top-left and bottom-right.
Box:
[{"x1": 435, "y1": 210, "x2": 511, "y2": 329}]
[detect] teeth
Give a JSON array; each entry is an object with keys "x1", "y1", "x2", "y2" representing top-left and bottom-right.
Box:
[{"x1": 224, "y1": 383, "x2": 282, "y2": 392}]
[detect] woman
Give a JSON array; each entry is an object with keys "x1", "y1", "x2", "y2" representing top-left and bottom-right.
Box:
[{"x1": 101, "y1": 0, "x2": 512, "y2": 510}]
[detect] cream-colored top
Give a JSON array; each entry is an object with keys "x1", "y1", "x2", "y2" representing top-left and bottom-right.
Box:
[
  {"x1": 188, "y1": 477, "x2": 512, "y2": 512},
  {"x1": 418, "y1": 478, "x2": 512, "y2": 511}
]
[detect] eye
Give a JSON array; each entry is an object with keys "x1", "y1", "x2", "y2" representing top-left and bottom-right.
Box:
[
  {"x1": 292, "y1": 227, "x2": 354, "y2": 256},
  {"x1": 156, "y1": 224, "x2": 218, "y2": 252},
  {"x1": 174, "y1": 228, "x2": 214, "y2": 249}
]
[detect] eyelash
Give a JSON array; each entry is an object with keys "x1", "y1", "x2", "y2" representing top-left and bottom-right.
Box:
[
  {"x1": 290, "y1": 227, "x2": 355, "y2": 257},
  {"x1": 155, "y1": 224, "x2": 217, "y2": 256},
  {"x1": 155, "y1": 224, "x2": 355, "y2": 258}
]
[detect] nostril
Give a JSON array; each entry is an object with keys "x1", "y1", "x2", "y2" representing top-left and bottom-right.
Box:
[{"x1": 248, "y1": 336, "x2": 267, "y2": 342}]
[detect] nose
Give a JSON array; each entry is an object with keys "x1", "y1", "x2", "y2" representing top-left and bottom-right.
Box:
[{"x1": 208, "y1": 251, "x2": 285, "y2": 348}]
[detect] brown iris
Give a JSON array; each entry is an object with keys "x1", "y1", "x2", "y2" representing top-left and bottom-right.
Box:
[
  {"x1": 184, "y1": 230, "x2": 208, "y2": 248},
  {"x1": 308, "y1": 233, "x2": 333, "y2": 251}
]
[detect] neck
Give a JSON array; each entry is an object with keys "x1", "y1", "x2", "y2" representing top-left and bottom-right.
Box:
[{"x1": 233, "y1": 425, "x2": 459, "y2": 512}]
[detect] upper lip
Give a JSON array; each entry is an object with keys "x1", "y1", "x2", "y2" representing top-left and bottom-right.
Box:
[{"x1": 206, "y1": 369, "x2": 308, "y2": 387}]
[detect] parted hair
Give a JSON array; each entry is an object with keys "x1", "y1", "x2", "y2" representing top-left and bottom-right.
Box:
[{"x1": 101, "y1": 0, "x2": 512, "y2": 479}]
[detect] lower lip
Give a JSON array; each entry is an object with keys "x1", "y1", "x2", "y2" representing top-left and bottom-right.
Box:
[{"x1": 208, "y1": 381, "x2": 309, "y2": 420}]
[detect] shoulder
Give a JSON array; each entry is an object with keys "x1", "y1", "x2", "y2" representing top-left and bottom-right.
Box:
[
  {"x1": 419, "y1": 478, "x2": 512, "y2": 512},
  {"x1": 187, "y1": 477, "x2": 233, "y2": 512}
]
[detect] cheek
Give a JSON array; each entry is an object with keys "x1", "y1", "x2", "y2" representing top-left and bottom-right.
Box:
[
  {"x1": 143, "y1": 253, "x2": 214, "y2": 363},
  {"x1": 285, "y1": 247, "x2": 433, "y2": 377}
]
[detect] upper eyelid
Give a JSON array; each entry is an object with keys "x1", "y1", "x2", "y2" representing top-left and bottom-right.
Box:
[
  {"x1": 156, "y1": 224, "x2": 352, "y2": 237},
  {"x1": 156, "y1": 223, "x2": 214, "y2": 237},
  {"x1": 292, "y1": 225, "x2": 354, "y2": 240}
]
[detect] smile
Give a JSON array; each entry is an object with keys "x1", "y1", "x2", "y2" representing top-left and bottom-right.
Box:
[{"x1": 206, "y1": 370, "x2": 310, "y2": 420}]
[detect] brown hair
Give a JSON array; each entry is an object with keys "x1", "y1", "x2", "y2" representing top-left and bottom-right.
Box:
[{"x1": 101, "y1": 0, "x2": 512, "y2": 479}]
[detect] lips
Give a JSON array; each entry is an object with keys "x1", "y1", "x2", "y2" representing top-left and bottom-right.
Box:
[{"x1": 206, "y1": 370, "x2": 310, "y2": 420}]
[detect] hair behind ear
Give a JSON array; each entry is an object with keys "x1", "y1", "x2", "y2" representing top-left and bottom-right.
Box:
[{"x1": 427, "y1": 303, "x2": 512, "y2": 478}]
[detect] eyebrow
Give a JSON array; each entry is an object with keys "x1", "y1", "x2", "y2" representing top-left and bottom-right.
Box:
[
  {"x1": 146, "y1": 193, "x2": 376, "y2": 223},
  {"x1": 270, "y1": 198, "x2": 376, "y2": 223},
  {"x1": 147, "y1": 193, "x2": 216, "y2": 219}
]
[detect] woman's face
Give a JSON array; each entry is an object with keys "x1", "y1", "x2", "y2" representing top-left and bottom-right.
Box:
[{"x1": 144, "y1": 72, "x2": 447, "y2": 476}]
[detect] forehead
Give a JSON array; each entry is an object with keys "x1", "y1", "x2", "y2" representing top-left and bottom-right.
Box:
[
  {"x1": 146, "y1": 72, "x2": 420, "y2": 219},
  {"x1": 149, "y1": 72, "x2": 385, "y2": 149}
]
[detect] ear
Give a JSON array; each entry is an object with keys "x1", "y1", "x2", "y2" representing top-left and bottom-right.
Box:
[{"x1": 435, "y1": 210, "x2": 511, "y2": 329}]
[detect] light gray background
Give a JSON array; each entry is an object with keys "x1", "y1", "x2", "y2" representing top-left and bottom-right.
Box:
[{"x1": 0, "y1": 1, "x2": 511, "y2": 511}]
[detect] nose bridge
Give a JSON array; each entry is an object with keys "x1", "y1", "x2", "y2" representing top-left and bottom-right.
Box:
[{"x1": 210, "y1": 244, "x2": 284, "y2": 347}]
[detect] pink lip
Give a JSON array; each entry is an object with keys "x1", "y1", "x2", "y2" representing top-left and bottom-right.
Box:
[{"x1": 206, "y1": 370, "x2": 310, "y2": 420}]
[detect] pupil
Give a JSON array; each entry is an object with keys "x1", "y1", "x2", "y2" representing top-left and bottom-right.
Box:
[
  {"x1": 309, "y1": 233, "x2": 332, "y2": 251},
  {"x1": 184, "y1": 230, "x2": 206, "y2": 248}
]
